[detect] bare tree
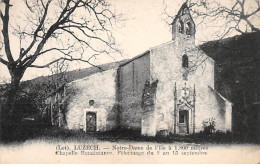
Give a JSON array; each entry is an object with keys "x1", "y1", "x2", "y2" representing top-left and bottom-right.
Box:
[
  {"x1": 163, "y1": 0, "x2": 260, "y2": 39},
  {"x1": 0, "y1": 0, "x2": 121, "y2": 115},
  {"x1": 189, "y1": 0, "x2": 260, "y2": 37}
]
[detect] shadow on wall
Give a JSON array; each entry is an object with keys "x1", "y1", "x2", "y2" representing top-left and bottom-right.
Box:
[{"x1": 106, "y1": 103, "x2": 120, "y2": 131}]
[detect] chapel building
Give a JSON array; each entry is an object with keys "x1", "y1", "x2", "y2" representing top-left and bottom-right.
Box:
[{"x1": 46, "y1": 3, "x2": 232, "y2": 136}]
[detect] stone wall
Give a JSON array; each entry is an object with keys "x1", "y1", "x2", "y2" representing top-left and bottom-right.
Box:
[
  {"x1": 64, "y1": 69, "x2": 118, "y2": 131},
  {"x1": 141, "y1": 80, "x2": 158, "y2": 136},
  {"x1": 149, "y1": 39, "x2": 230, "y2": 134},
  {"x1": 118, "y1": 53, "x2": 150, "y2": 129}
]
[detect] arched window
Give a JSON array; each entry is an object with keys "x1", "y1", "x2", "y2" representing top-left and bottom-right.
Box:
[
  {"x1": 182, "y1": 54, "x2": 188, "y2": 68},
  {"x1": 178, "y1": 21, "x2": 184, "y2": 34},
  {"x1": 185, "y1": 22, "x2": 192, "y2": 35}
]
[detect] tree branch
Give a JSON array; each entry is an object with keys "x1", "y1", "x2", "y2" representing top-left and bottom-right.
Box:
[
  {"x1": 0, "y1": 57, "x2": 9, "y2": 65},
  {"x1": 1, "y1": 0, "x2": 14, "y2": 62},
  {"x1": 20, "y1": 0, "x2": 52, "y2": 59},
  {"x1": 29, "y1": 57, "x2": 102, "y2": 70}
]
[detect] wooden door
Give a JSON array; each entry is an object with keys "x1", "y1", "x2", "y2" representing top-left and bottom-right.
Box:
[
  {"x1": 178, "y1": 110, "x2": 189, "y2": 134},
  {"x1": 86, "y1": 112, "x2": 96, "y2": 132}
]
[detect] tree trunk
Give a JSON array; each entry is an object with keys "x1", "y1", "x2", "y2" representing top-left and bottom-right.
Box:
[
  {"x1": 1, "y1": 69, "x2": 24, "y2": 125},
  {"x1": 0, "y1": 71, "x2": 23, "y2": 141}
]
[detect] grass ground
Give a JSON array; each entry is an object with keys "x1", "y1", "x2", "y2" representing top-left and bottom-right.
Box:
[
  {"x1": 33, "y1": 126, "x2": 258, "y2": 144},
  {"x1": 1, "y1": 125, "x2": 259, "y2": 144}
]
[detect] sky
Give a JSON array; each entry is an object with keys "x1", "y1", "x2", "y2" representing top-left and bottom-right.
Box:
[{"x1": 0, "y1": 0, "x2": 254, "y2": 83}]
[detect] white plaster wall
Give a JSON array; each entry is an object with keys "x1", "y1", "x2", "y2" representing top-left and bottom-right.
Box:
[
  {"x1": 64, "y1": 69, "x2": 118, "y2": 131},
  {"x1": 149, "y1": 39, "x2": 229, "y2": 134},
  {"x1": 141, "y1": 112, "x2": 157, "y2": 136},
  {"x1": 150, "y1": 41, "x2": 180, "y2": 133},
  {"x1": 194, "y1": 87, "x2": 226, "y2": 132},
  {"x1": 225, "y1": 101, "x2": 232, "y2": 131}
]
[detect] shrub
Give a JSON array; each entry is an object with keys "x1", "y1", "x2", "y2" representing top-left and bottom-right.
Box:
[{"x1": 202, "y1": 118, "x2": 216, "y2": 135}]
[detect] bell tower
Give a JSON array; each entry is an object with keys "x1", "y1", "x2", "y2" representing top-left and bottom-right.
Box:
[{"x1": 172, "y1": 3, "x2": 196, "y2": 44}]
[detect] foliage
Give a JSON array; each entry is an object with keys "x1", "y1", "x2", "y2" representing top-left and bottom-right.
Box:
[{"x1": 202, "y1": 117, "x2": 216, "y2": 135}]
